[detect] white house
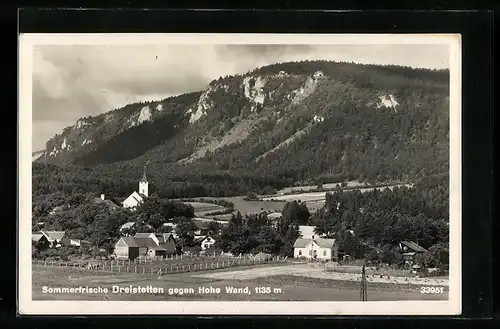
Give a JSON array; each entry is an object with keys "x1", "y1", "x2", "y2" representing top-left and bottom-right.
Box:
[
  {"x1": 293, "y1": 238, "x2": 339, "y2": 261},
  {"x1": 122, "y1": 166, "x2": 149, "y2": 210},
  {"x1": 195, "y1": 235, "x2": 216, "y2": 251}
]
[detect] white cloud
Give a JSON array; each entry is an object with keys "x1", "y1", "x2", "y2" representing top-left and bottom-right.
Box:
[{"x1": 31, "y1": 43, "x2": 449, "y2": 151}]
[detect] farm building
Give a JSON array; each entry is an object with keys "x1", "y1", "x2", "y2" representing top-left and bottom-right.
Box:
[
  {"x1": 398, "y1": 241, "x2": 427, "y2": 264},
  {"x1": 38, "y1": 230, "x2": 71, "y2": 248},
  {"x1": 134, "y1": 233, "x2": 166, "y2": 257},
  {"x1": 114, "y1": 236, "x2": 140, "y2": 260},
  {"x1": 155, "y1": 233, "x2": 177, "y2": 254},
  {"x1": 194, "y1": 235, "x2": 216, "y2": 251},
  {"x1": 293, "y1": 237, "x2": 339, "y2": 261},
  {"x1": 32, "y1": 232, "x2": 50, "y2": 249}
]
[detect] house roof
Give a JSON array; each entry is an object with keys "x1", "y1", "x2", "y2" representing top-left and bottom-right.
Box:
[
  {"x1": 293, "y1": 238, "x2": 336, "y2": 249},
  {"x1": 155, "y1": 233, "x2": 174, "y2": 243},
  {"x1": 105, "y1": 200, "x2": 120, "y2": 208},
  {"x1": 134, "y1": 237, "x2": 159, "y2": 248},
  {"x1": 40, "y1": 230, "x2": 66, "y2": 242},
  {"x1": 134, "y1": 232, "x2": 154, "y2": 238},
  {"x1": 400, "y1": 241, "x2": 427, "y2": 253},
  {"x1": 32, "y1": 233, "x2": 44, "y2": 242},
  {"x1": 267, "y1": 212, "x2": 282, "y2": 219},
  {"x1": 93, "y1": 198, "x2": 120, "y2": 209},
  {"x1": 119, "y1": 236, "x2": 139, "y2": 247},
  {"x1": 194, "y1": 235, "x2": 208, "y2": 243},
  {"x1": 120, "y1": 222, "x2": 137, "y2": 230},
  {"x1": 125, "y1": 191, "x2": 145, "y2": 205},
  {"x1": 315, "y1": 238, "x2": 336, "y2": 248}
]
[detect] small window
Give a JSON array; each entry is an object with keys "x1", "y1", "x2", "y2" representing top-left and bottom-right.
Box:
[
  {"x1": 323, "y1": 250, "x2": 327, "y2": 256},
  {"x1": 309, "y1": 250, "x2": 312, "y2": 256},
  {"x1": 298, "y1": 250, "x2": 302, "y2": 256}
]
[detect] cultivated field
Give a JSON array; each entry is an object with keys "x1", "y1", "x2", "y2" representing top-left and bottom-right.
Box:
[
  {"x1": 186, "y1": 202, "x2": 227, "y2": 216},
  {"x1": 262, "y1": 184, "x2": 412, "y2": 203},
  {"x1": 276, "y1": 180, "x2": 368, "y2": 195},
  {"x1": 32, "y1": 262, "x2": 448, "y2": 302},
  {"x1": 190, "y1": 197, "x2": 288, "y2": 217}
]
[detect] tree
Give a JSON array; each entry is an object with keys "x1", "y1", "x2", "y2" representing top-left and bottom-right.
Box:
[
  {"x1": 175, "y1": 217, "x2": 198, "y2": 247},
  {"x1": 380, "y1": 244, "x2": 404, "y2": 266},
  {"x1": 206, "y1": 220, "x2": 222, "y2": 236},
  {"x1": 297, "y1": 202, "x2": 311, "y2": 225}
]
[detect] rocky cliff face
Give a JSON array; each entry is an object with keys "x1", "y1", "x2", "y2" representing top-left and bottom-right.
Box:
[{"x1": 35, "y1": 60, "x2": 449, "y2": 184}]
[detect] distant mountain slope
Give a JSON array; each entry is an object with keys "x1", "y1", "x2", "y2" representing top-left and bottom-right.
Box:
[
  {"x1": 34, "y1": 60, "x2": 449, "y2": 197},
  {"x1": 36, "y1": 92, "x2": 201, "y2": 165},
  {"x1": 32, "y1": 150, "x2": 44, "y2": 162}
]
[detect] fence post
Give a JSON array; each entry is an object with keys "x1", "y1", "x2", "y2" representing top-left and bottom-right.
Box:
[
  {"x1": 143, "y1": 267, "x2": 145, "y2": 274},
  {"x1": 182, "y1": 265, "x2": 185, "y2": 272},
  {"x1": 118, "y1": 266, "x2": 121, "y2": 273},
  {"x1": 188, "y1": 264, "x2": 191, "y2": 271},
  {"x1": 176, "y1": 265, "x2": 179, "y2": 272},
  {"x1": 151, "y1": 268, "x2": 153, "y2": 276},
  {"x1": 134, "y1": 265, "x2": 137, "y2": 273}
]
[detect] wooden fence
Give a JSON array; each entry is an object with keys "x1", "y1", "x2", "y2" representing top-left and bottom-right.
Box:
[{"x1": 32, "y1": 256, "x2": 287, "y2": 276}]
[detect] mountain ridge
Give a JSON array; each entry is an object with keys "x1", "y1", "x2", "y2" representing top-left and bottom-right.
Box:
[{"x1": 33, "y1": 60, "x2": 449, "y2": 198}]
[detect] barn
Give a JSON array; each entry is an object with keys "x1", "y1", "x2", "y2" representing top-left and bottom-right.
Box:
[
  {"x1": 133, "y1": 233, "x2": 167, "y2": 258},
  {"x1": 114, "y1": 237, "x2": 140, "y2": 260}
]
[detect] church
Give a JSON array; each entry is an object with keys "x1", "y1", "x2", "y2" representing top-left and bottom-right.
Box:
[{"x1": 122, "y1": 165, "x2": 149, "y2": 210}]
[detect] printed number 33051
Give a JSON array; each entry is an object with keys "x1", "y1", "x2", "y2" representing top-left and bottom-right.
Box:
[{"x1": 420, "y1": 286, "x2": 444, "y2": 294}]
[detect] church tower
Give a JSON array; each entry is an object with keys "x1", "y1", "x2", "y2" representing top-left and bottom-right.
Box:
[{"x1": 139, "y1": 164, "x2": 149, "y2": 197}]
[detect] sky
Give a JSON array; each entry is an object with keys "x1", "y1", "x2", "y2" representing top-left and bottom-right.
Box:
[{"x1": 31, "y1": 44, "x2": 449, "y2": 151}]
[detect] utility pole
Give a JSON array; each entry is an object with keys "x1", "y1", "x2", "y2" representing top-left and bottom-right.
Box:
[{"x1": 360, "y1": 264, "x2": 368, "y2": 301}]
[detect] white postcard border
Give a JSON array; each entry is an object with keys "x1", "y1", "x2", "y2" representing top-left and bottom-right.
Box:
[{"x1": 18, "y1": 33, "x2": 462, "y2": 315}]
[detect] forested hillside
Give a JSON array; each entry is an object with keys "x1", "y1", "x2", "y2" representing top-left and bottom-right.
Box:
[{"x1": 33, "y1": 60, "x2": 449, "y2": 198}]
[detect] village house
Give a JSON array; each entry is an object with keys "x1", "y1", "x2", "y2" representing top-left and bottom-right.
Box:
[
  {"x1": 154, "y1": 232, "x2": 177, "y2": 254},
  {"x1": 37, "y1": 230, "x2": 71, "y2": 248},
  {"x1": 93, "y1": 194, "x2": 120, "y2": 211},
  {"x1": 122, "y1": 165, "x2": 149, "y2": 210},
  {"x1": 194, "y1": 235, "x2": 216, "y2": 251},
  {"x1": 398, "y1": 241, "x2": 427, "y2": 264},
  {"x1": 113, "y1": 232, "x2": 177, "y2": 260},
  {"x1": 114, "y1": 236, "x2": 140, "y2": 260},
  {"x1": 293, "y1": 237, "x2": 339, "y2": 261},
  {"x1": 133, "y1": 232, "x2": 167, "y2": 258},
  {"x1": 32, "y1": 232, "x2": 50, "y2": 249}
]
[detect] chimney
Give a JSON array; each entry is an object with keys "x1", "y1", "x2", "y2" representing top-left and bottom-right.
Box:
[{"x1": 100, "y1": 194, "x2": 105, "y2": 200}]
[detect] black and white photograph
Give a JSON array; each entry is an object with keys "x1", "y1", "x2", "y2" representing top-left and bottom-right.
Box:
[{"x1": 19, "y1": 33, "x2": 461, "y2": 315}]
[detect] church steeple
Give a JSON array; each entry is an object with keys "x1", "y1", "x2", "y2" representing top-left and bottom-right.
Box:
[
  {"x1": 140, "y1": 164, "x2": 148, "y2": 183},
  {"x1": 139, "y1": 163, "x2": 149, "y2": 197}
]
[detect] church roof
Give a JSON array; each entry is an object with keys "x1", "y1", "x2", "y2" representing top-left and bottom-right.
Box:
[{"x1": 140, "y1": 165, "x2": 148, "y2": 183}]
